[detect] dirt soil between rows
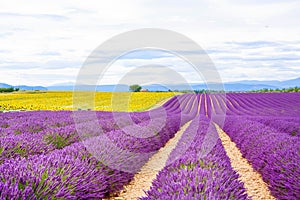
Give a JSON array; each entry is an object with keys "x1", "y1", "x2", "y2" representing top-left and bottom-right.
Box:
[
  {"x1": 105, "y1": 121, "x2": 192, "y2": 200},
  {"x1": 215, "y1": 124, "x2": 275, "y2": 200}
]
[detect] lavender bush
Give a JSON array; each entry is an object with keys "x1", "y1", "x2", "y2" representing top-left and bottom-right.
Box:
[{"x1": 142, "y1": 116, "x2": 249, "y2": 200}]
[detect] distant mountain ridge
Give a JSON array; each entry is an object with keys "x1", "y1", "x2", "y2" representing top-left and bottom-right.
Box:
[
  {"x1": 0, "y1": 83, "x2": 12, "y2": 88},
  {"x1": 0, "y1": 83, "x2": 47, "y2": 91},
  {"x1": 0, "y1": 77, "x2": 299, "y2": 92},
  {"x1": 229, "y1": 77, "x2": 300, "y2": 89}
]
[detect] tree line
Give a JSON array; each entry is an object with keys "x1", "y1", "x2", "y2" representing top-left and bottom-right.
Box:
[
  {"x1": 250, "y1": 87, "x2": 300, "y2": 93},
  {"x1": 0, "y1": 87, "x2": 19, "y2": 93}
]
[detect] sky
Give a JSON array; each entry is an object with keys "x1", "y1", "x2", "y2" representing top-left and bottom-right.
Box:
[{"x1": 0, "y1": 0, "x2": 300, "y2": 86}]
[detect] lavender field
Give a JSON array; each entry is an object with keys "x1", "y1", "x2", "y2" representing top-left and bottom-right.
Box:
[{"x1": 0, "y1": 93, "x2": 299, "y2": 199}]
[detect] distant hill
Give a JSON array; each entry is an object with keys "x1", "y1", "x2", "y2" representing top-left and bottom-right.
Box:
[
  {"x1": 0, "y1": 83, "x2": 47, "y2": 91},
  {"x1": 281, "y1": 77, "x2": 300, "y2": 88},
  {"x1": 46, "y1": 77, "x2": 300, "y2": 92},
  {"x1": 0, "y1": 83, "x2": 13, "y2": 88},
  {"x1": 48, "y1": 84, "x2": 129, "y2": 92},
  {"x1": 143, "y1": 78, "x2": 299, "y2": 92},
  {"x1": 172, "y1": 83, "x2": 279, "y2": 92},
  {"x1": 230, "y1": 77, "x2": 300, "y2": 89},
  {"x1": 17, "y1": 85, "x2": 47, "y2": 91},
  {"x1": 47, "y1": 85, "x2": 74, "y2": 91},
  {"x1": 223, "y1": 83, "x2": 278, "y2": 91},
  {"x1": 1, "y1": 77, "x2": 299, "y2": 92},
  {"x1": 96, "y1": 84, "x2": 128, "y2": 92}
]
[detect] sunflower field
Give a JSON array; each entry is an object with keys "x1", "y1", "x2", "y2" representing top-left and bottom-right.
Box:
[{"x1": 0, "y1": 91, "x2": 175, "y2": 111}]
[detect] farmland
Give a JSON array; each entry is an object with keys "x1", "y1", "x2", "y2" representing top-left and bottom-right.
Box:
[
  {"x1": 0, "y1": 92, "x2": 299, "y2": 199},
  {"x1": 0, "y1": 91, "x2": 175, "y2": 111}
]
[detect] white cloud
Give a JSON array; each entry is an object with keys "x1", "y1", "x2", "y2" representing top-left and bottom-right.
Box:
[{"x1": 0, "y1": 0, "x2": 299, "y2": 86}]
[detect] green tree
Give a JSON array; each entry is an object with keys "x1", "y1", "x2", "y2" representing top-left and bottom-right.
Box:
[
  {"x1": 129, "y1": 84, "x2": 142, "y2": 92},
  {"x1": 0, "y1": 87, "x2": 14, "y2": 93}
]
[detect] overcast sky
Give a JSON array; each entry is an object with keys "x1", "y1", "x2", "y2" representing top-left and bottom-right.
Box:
[{"x1": 0, "y1": 0, "x2": 300, "y2": 86}]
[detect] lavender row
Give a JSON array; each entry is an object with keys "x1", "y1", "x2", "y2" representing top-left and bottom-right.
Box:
[
  {"x1": 0, "y1": 110, "x2": 155, "y2": 137},
  {"x1": 0, "y1": 111, "x2": 75, "y2": 132},
  {"x1": 0, "y1": 108, "x2": 182, "y2": 163},
  {"x1": 224, "y1": 93, "x2": 300, "y2": 117},
  {"x1": 221, "y1": 117, "x2": 300, "y2": 199},
  {"x1": 172, "y1": 93, "x2": 300, "y2": 117},
  {"x1": 142, "y1": 116, "x2": 248, "y2": 200},
  {"x1": 245, "y1": 116, "x2": 300, "y2": 137},
  {"x1": 0, "y1": 97, "x2": 190, "y2": 164},
  {"x1": 0, "y1": 109, "x2": 193, "y2": 198},
  {"x1": 0, "y1": 142, "x2": 131, "y2": 199}
]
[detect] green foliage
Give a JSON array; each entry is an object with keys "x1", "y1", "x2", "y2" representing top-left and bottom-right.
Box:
[
  {"x1": 194, "y1": 89, "x2": 222, "y2": 94},
  {"x1": 0, "y1": 147, "x2": 4, "y2": 155},
  {"x1": 0, "y1": 87, "x2": 14, "y2": 93},
  {"x1": 129, "y1": 84, "x2": 142, "y2": 92},
  {"x1": 11, "y1": 144, "x2": 27, "y2": 157},
  {"x1": 44, "y1": 134, "x2": 70, "y2": 149},
  {"x1": 251, "y1": 86, "x2": 300, "y2": 93},
  {"x1": 0, "y1": 87, "x2": 19, "y2": 93},
  {"x1": 172, "y1": 89, "x2": 224, "y2": 94},
  {"x1": 291, "y1": 130, "x2": 297, "y2": 136}
]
